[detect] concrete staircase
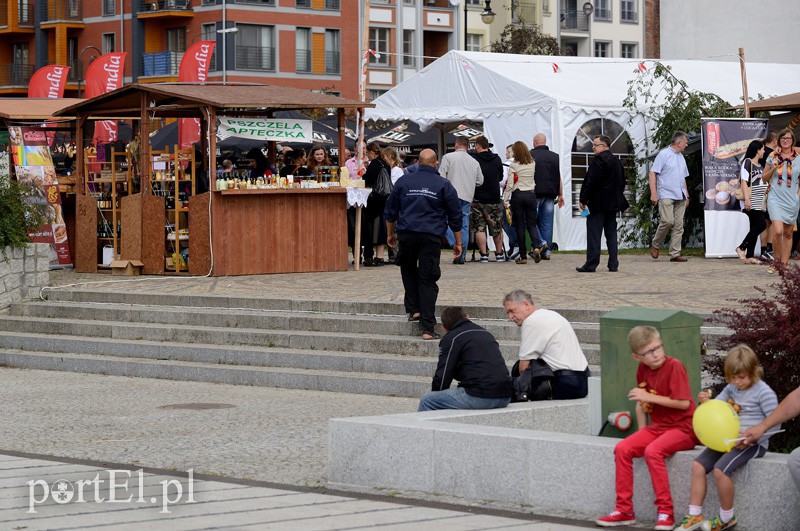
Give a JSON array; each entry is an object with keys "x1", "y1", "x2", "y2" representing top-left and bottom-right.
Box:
[{"x1": 0, "y1": 290, "x2": 726, "y2": 397}]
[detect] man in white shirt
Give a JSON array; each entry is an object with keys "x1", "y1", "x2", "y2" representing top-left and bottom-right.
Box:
[
  {"x1": 439, "y1": 136, "x2": 484, "y2": 264},
  {"x1": 503, "y1": 289, "x2": 590, "y2": 399}
]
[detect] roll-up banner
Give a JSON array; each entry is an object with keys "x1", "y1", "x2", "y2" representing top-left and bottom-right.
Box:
[
  {"x1": 9, "y1": 126, "x2": 72, "y2": 268},
  {"x1": 85, "y1": 52, "x2": 127, "y2": 144},
  {"x1": 701, "y1": 118, "x2": 768, "y2": 258},
  {"x1": 178, "y1": 41, "x2": 215, "y2": 151}
]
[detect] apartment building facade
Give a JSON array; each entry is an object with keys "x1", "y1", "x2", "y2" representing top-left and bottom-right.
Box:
[{"x1": 0, "y1": 0, "x2": 359, "y2": 98}]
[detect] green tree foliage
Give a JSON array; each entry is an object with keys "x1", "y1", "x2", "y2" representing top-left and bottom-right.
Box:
[
  {"x1": 620, "y1": 63, "x2": 742, "y2": 246},
  {"x1": 712, "y1": 264, "x2": 800, "y2": 453},
  {"x1": 0, "y1": 178, "x2": 48, "y2": 253},
  {"x1": 489, "y1": 22, "x2": 560, "y2": 56}
]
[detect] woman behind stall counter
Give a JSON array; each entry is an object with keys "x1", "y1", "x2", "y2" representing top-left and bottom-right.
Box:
[
  {"x1": 279, "y1": 148, "x2": 312, "y2": 179},
  {"x1": 307, "y1": 145, "x2": 331, "y2": 176}
]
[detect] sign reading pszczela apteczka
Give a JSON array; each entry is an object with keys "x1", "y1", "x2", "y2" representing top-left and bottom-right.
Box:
[{"x1": 217, "y1": 117, "x2": 312, "y2": 141}]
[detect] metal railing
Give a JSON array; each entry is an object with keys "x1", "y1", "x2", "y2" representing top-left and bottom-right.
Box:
[
  {"x1": 324, "y1": 0, "x2": 339, "y2": 9},
  {"x1": 325, "y1": 50, "x2": 340, "y2": 74},
  {"x1": 141, "y1": 51, "x2": 183, "y2": 76},
  {"x1": 42, "y1": 0, "x2": 82, "y2": 22},
  {"x1": 233, "y1": 0, "x2": 275, "y2": 5},
  {"x1": 138, "y1": 0, "x2": 193, "y2": 12},
  {"x1": 296, "y1": 49, "x2": 311, "y2": 73},
  {"x1": 560, "y1": 9, "x2": 588, "y2": 31},
  {"x1": 235, "y1": 45, "x2": 275, "y2": 71},
  {"x1": 0, "y1": 63, "x2": 34, "y2": 86},
  {"x1": 4, "y1": 1, "x2": 35, "y2": 26}
]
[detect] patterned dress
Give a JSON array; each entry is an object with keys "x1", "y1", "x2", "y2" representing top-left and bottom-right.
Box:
[{"x1": 766, "y1": 150, "x2": 800, "y2": 224}]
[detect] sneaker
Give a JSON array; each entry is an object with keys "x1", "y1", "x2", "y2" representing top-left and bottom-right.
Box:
[
  {"x1": 762, "y1": 250, "x2": 774, "y2": 262},
  {"x1": 701, "y1": 515, "x2": 736, "y2": 531},
  {"x1": 655, "y1": 513, "x2": 675, "y2": 530},
  {"x1": 596, "y1": 510, "x2": 636, "y2": 527},
  {"x1": 507, "y1": 247, "x2": 520, "y2": 260},
  {"x1": 479, "y1": 253, "x2": 489, "y2": 263},
  {"x1": 678, "y1": 514, "x2": 705, "y2": 531},
  {"x1": 495, "y1": 253, "x2": 506, "y2": 262}
]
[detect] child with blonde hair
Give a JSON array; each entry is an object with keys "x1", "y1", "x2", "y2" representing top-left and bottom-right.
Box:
[{"x1": 678, "y1": 344, "x2": 779, "y2": 531}]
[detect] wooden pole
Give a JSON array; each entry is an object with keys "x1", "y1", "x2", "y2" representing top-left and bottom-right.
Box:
[{"x1": 739, "y1": 48, "x2": 750, "y2": 118}]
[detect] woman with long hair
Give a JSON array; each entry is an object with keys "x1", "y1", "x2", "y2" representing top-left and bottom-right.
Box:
[
  {"x1": 503, "y1": 141, "x2": 544, "y2": 264},
  {"x1": 736, "y1": 140, "x2": 767, "y2": 264},
  {"x1": 762, "y1": 128, "x2": 800, "y2": 273},
  {"x1": 362, "y1": 141, "x2": 389, "y2": 266},
  {"x1": 307, "y1": 145, "x2": 331, "y2": 176},
  {"x1": 381, "y1": 147, "x2": 404, "y2": 184}
]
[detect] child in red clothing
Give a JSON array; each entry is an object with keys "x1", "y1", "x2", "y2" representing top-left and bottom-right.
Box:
[{"x1": 596, "y1": 326, "x2": 698, "y2": 530}]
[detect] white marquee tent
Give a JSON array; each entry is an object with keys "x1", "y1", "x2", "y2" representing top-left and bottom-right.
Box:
[{"x1": 366, "y1": 51, "x2": 800, "y2": 250}]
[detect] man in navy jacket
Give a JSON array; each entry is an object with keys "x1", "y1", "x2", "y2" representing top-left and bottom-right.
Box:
[
  {"x1": 385, "y1": 149, "x2": 462, "y2": 340},
  {"x1": 418, "y1": 306, "x2": 513, "y2": 411}
]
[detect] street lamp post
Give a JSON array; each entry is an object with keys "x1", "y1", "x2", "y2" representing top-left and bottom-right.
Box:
[
  {"x1": 77, "y1": 45, "x2": 101, "y2": 98},
  {"x1": 463, "y1": 0, "x2": 495, "y2": 51},
  {"x1": 217, "y1": 26, "x2": 239, "y2": 84}
]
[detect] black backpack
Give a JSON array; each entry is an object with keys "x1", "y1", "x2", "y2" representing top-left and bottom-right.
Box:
[
  {"x1": 372, "y1": 164, "x2": 393, "y2": 197},
  {"x1": 510, "y1": 359, "x2": 555, "y2": 402}
]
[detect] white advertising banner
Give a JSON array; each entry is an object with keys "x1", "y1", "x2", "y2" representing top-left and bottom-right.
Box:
[{"x1": 217, "y1": 117, "x2": 313, "y2": 142}]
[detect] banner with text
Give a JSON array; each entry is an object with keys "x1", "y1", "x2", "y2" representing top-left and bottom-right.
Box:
[
  {"x1": 9, "y1": 126, "x2": 72, "y2": 268},
  {"x1": 85, "y1": 52, "x2": 127, "y2": 144},
  {"x1": 178, "y1": 41, "x2": 215, "y2": 150},
  {"x1": 701, "y1": 118, "x2": 768, "y2": 258},
  {"x1": 217, "y1": 117, "x2": 313, "y2": 142}
]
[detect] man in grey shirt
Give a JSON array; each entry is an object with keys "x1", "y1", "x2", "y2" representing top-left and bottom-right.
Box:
[
  {"x1": 439, "y1": 136, "x2": 484, "y2": 264},
  {"x1": 649, "y1": 131, "x2": 690, "y2": 262}
]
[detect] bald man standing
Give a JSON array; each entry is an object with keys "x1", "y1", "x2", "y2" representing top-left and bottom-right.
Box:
[
  {"x1": 530, "y1": 133, "x2": 564, "y2": 259},
  {"x1": 385, "y1": 149, "x2": 463, "y2": 340}
]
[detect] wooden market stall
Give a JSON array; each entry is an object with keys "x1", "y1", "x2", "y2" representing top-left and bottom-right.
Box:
[{"x1": 54, "y1": 84, "x2": 370, "y2": 276}]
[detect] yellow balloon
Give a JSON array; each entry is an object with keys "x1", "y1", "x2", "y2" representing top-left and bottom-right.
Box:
[{"x1": 693, "y1": 399, "x2": 740, "y2": 452}]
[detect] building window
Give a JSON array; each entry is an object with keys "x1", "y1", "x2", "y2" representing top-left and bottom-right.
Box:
[
  {"x1": 594, "y1": 0, "x2": 611, "y2": 21},
  {"x1": 11, "y1": 42, "x2": 30, "y2": 84},
  {"x1": 296, "y1": 0, "x2": 311, "y2": 7},
  {"x1": 369, "y1": 28, "x2": 389, "y2": 65},
  {"x1": 466, "y1": 33, "x2": 483, "y2": 52},
  {"x1": 296, "y1": 28, "x2": 311, "y2": 73},
  {"x1": 67, "y1": 37, "x2": 78, "y2": 80},
  {"x1": 102, "y1": 33, "x2": 116, "y2": 54},
  {"x1": 202, "y1": 23, "x2": 217, "y2": 70},
  {"x1": 403, "y1": 0, "x2": 415, "y2": 4},
  {"x1": 403, "y1": 30, "x2": 415, "y2": 67},
  {"x1": 102, "y1": 0, "x2": 115, "y2": 16},
  {"x1": 621, "y1": 42, "x2": 637, "y2": 58},
  {"x1": 167, "y1": 28, "x2": 186, "y2": 53},
  {"x1": 570, "y1": 118, "x2": 634, "y2": 217},
  {"x1": 236, "y1": 24, "x2": 275, "y2": 71},
  {"x1": 234, "y1": 0, "x2": 275, "y2": 4},
  {"x1": 368, "y1": 89, "x2": 387, "y2": 101},
  {"x1": 620, "y1": 0, "x2": 637, "y2": 23},
  {"x1": 325, "y1": 29, "x2": 340, "y2": 74},
  {"x1": 543, "y1": 0, "x2": 550, "y2": 14},
  {"x1": 325, "y1": 0, "x2": 340, "y2": 8},
  {"x1": 594, "y1": 41, "x2": 610, "y2": 58}
]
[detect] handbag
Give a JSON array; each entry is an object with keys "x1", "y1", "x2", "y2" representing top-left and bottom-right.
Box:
[
  {"x1": 510, "y1": 358, "x2": 555, "y2": 402},
  {"x1": 372, "y1": 164, "x2": 393, "y2": 197}
]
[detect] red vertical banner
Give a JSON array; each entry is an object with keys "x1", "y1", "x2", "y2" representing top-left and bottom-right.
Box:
[
  {"x1": 10, "y1": 126, "x2": 72, "y2": 268},
  {"x1": 178, "y1": 41, "x2": 215, "y2": 150},
  {"x1": 28, "y1": 65, "x2": 70, "y2": 98},
  {"x1": 85, "y1": 52, "x2": 127, "y2": 144}
]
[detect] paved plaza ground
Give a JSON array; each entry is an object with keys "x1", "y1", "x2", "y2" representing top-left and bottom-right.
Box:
[{"x1": 0, "y1": 251, "x2": 781, "y2": 528}]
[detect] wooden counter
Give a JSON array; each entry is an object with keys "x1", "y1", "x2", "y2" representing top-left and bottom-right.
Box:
[{"x1": 189, "y1": 187, "x2": 348, "y2": 276}]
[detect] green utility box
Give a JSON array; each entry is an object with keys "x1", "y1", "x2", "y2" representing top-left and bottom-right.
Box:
[{"x1": 599, "y1": 308, "x2": 703, "y2": 439}]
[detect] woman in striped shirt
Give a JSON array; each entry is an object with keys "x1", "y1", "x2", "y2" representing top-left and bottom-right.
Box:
[{"x1": 735, "y1": 141, "x2": 768, "y2": 264}]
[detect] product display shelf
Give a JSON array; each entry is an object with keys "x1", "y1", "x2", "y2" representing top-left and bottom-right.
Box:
[
  {"x1": 84, "y1": 147, "x2": 131, "y2": 268},
  {"x1": 151, "y1": 146, "x2": 195, "y2": 272}
]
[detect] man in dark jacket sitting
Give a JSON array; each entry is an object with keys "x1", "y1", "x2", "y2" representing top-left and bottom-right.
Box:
[{"x1": 418, "y1": 306, "x2": 513, "y2": 411}]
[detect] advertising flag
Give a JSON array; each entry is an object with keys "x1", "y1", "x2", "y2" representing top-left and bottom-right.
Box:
[
  {"x1": 178, "y1": 41, "x2": 215, "y2": 150},
  {"x1": 28, "y1": 65, "x2": 70, "y2": 99},
  {"x1": 85, "y1": 52, "x2": 127, "y2": 144}
]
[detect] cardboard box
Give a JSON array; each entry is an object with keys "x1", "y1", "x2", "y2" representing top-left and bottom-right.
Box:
[{"x1": 110, "y1": 260, "x2": 144, "y2": 276}]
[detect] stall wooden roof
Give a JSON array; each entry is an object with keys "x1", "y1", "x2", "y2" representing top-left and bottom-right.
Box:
[
  {"x1": 54, "y1": 83, "x2": 371, "y2": 119},
  {"x1": 732, "y1": 92, "x2": 800, "y2": 112},
  {"x1": 0, "y1": 98, "x2": 83, "y2": 120}
]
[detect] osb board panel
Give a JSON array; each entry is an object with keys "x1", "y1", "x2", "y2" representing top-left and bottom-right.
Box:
[
  {"x1": 210, "y1": 191, "x2": 348, "y2": 276},
  {"x1": 74, "y1": 194, "x2": 97, "y2": 273},
  {"x1": 120, "y1": 194, "x2": 143, "y2": 261},
  {"x1": 188, "y1": 192, "x2": 211, "y2": 276},
  {"x1": 142, "y1": 194, "x2": 165, "y2": 275}
]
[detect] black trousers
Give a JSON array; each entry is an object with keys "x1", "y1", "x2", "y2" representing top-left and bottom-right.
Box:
[
  {"x1": 584, "y1": 209, "x2": 619, "y2": 271},
  {"x1": 552, "y1": 368, "x2": 590, "y2": 399},
  {"x1": 397, "y1": 232, "x2": 442, "y2": 334},
  {"x1": 739, "y1": 209, "x2": 767, "y2": 258},
  {"x1": 510, "y1": 190, "x2": 540, "y2": 257}
]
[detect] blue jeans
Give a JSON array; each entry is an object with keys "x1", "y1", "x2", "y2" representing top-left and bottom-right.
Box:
[
  {"x1": 418, "y1": 386, "x2": 511, "y2": 411},
  {"x1": 536, "y1": 196, "x2": 554, "y2": 255},
  {"x1": 445, "y1": 199, "x2": 472, "y2": 263}
]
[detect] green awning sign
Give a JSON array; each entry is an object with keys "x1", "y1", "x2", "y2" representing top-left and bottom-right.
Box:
[{"x1": 217, "y1": 117, "x2": 312, "y2": 142}]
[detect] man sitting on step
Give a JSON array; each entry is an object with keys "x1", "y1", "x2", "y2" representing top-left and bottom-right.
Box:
[
  {"x1": 418, "y1": 306, "x2": 513, "y2": 411},
  {"x1": 503, "y1": 289, "x2": 590, "y2": 399}
]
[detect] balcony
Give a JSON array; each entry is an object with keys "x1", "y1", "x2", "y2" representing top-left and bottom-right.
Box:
[
  {"x1": 141, "y1": 51, "x2": 183, "y2": 77},
  {"x1": 0, "y1": 1, "x2": 35, "y2": 31},
  {"x1": 325, "y1": 50, "x2": 340, "y2": 74},
  {"x1": 0, "y1": 63, "x2": 34, "y2": 87},
  {"x1": 43, "y1": 0, "x2": 82, "y2": 22},
  {"x1": 560, "y1": 10, "x2": 588, "y2": 32},
  {"x1": 235, "y1": 45, "x2": 275, "y2": 71},
  {"x1": 296, "y1": 50, "x2": 311, "y2": 73},
  {"x1": 137, "y1": 0, "x2": 194, "y2": 19}
]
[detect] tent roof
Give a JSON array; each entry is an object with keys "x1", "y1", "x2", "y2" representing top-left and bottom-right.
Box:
[
  {"x1": 0, "y1": 98, "x2": 83, "y2": 120},
  {"x1": 732, "y1": 91, "x2": 800, "y2": 112},
  {"x1": 54, "y1": 83, "x2": 370, "y2": 119},
  {"x1": 366, "y1": 51, "x2": 800, "y2": 127}
]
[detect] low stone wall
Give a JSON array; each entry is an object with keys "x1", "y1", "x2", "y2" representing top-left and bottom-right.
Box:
[
  {"x1": 0, "y1": 244, "x2": 49, "y2": 310},
  {"x1": 328, "y1": 401, "x2": 800, "y2": 530}
]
